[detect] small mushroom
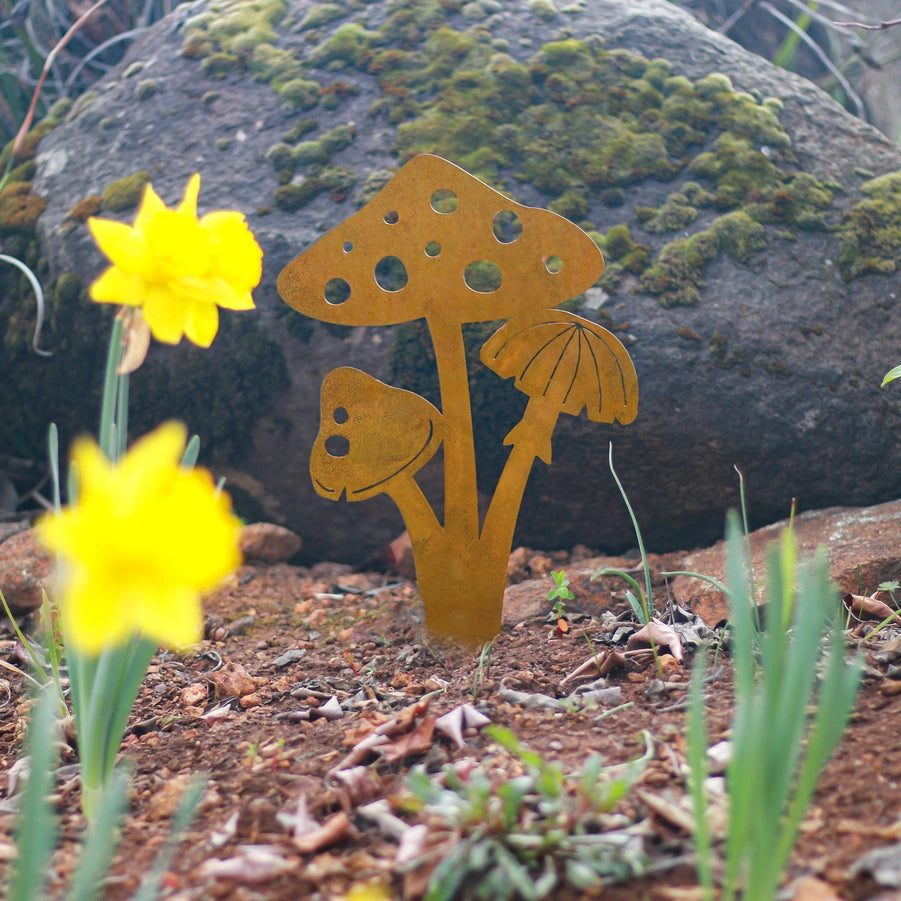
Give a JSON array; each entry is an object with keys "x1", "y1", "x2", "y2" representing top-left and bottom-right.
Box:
[
  {"x1": 277, "y1": 154, "x2": 603, "y2": 328},
  {"x1": 481, "y1": 310, "x2": 638, "y2": 464},
  {"x1": 311, "y1": 367, "x2": 443, "y2": 535}
]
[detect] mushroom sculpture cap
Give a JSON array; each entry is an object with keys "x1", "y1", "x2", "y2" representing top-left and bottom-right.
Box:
[
  {"x1": 277, "y1": 154, "x2": 605, "y2": 326},
  {"x1": 311, "y1": 366, "x2": 444, "y2": 502},
  {"x1": 481, "y1": 310, "x2": 639, "y2": 426}
]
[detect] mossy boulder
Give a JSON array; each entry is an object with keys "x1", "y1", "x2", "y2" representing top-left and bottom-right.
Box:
[{"x1": 17, "y1": 0, "x2": 901, "y2": 564}]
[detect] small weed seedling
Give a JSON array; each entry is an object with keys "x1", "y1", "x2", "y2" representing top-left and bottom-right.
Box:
[
  {"x1": 471, "y1": 638, "x2": 496, "y2": 701},
  {"x1": 591, "y1": 444, "x2": 654, "y2": 624},
  {"x1": 547, "y1": 570, "x2": 574, "y2": 625},
  {"x1": 402, "y1": 726, "x2": 652, "y2": 901}
]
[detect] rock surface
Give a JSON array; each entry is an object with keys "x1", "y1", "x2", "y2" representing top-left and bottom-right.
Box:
[
  {"x1": 13, "y1": 0, "x2": 901, "y2": 563},
  {"x1": 670, "y1": 498, "x2": 901, "y2": 625},
  {"x1": 0, "y1": 528, "x2": 51, "y2": 614},
  {"x1": 239, "y1": 522, "x2": 302, "y2": 565}
]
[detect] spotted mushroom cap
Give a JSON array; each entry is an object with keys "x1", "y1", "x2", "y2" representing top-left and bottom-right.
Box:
[{"x1": 277, "y1": 154, "x2": 604, "y2": 326}]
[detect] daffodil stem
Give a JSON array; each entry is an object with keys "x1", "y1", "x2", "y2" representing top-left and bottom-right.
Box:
[
  {"x1": 98, "y1": 312, "x2": 127, "y2": 461},
  {"x1": 74, "y1": 310, "x2": 144, "y2": 823},
  {"x1": 76, "y1": 634, "x2": 155, "y2": 823}
]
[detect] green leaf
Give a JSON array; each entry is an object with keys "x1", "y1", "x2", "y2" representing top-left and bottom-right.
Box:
[
  {"x1": 67, "y1": 767, "x2": 130, "y2": 901},
  {"x1": 882, "y1": 364, "x2": 901, "y2": 386},
  {"x1": 9, "y1": 688, "x2": 59, "y2": 901}
]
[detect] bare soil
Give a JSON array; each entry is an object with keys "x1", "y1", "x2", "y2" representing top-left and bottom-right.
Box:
[{"x1": 1, "y1": 548, "x2": 900, "y2": 901}]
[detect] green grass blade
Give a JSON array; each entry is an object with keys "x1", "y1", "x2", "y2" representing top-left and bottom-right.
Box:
[
  {"x1": 9, "y1": 688, "x2": 59, "y2": 901},
  {"x1": 131, "y1": 775, "x2": 207, "y2": 901},
  {"x1": 48, "y1": 422, "x2": 62, "y2": 511},
  {"x1": 686, "y1": 649, "x2": 714, "y2": 900},
  {"x1": 607, "y1": 443, "x2": 653, "y2": 616},
  {"x1": 67, "y1": 767, "x2": 130, "y2": 901}
]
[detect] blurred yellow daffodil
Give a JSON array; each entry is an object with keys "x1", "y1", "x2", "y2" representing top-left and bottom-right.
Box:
[
  {"x1": 38, "y1": 422, "x2": 242, "y2": 654},
  {"x1": 342, "y1": 884, "x2": 394, "y2": 901},
  {"x1": 87, "y1": 174, "x2": 262, "y2": 347}
]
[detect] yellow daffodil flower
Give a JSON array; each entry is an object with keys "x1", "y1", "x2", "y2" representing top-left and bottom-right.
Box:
[
  {"x1": 38, "y1": 422, "x2": 242, "y2": 654},
  {"x1": 87, "y1": 174, "x2": 262, "y2": 347},
  {"x1": 342, "y1": 884, "x2": 393, "y2": 901}
]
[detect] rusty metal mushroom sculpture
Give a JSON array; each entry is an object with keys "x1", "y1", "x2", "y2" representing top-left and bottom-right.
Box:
[{"x1": 278, "y1": 154, "x2": 638, "y2": 643}]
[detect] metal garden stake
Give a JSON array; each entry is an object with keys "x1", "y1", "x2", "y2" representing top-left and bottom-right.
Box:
[{"x1": 278, "y1": 154, "x2": 638, "y2": 643}]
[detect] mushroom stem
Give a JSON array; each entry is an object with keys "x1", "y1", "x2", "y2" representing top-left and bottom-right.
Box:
[
  {"x1": 428, "y1": 310, "x2": 480, "y2": 544},
  {"x1": 386, "y1": 474, "x2": 441, "y2": 550},
  {"x1": 480, "y1": 396, "x2": 561, "y2": 555}
]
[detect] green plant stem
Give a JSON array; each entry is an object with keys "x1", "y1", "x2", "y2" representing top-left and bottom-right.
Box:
[
  {"x1": 76, "y1": 635, "x2": 156, "y2": 822},
  {"x1": 70, "y1": 310, "x2": 149, "y2": 822},
  {"x1": 608, "y1": 443, "x2": 653, "y2": 612},
  {"x1": 98, "y1": 312, "x2": 127, "y2": 461}
]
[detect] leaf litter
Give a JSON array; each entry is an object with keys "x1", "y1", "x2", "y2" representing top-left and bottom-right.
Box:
[{"x1": 1, "y1": 549, "x2": 901, "y2": 899}]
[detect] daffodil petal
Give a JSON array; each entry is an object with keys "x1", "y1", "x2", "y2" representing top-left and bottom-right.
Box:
[
  {"x1": 215, "y1": 287, "x2": 256, "y2": 311},
  {"x1": 118, "y1": 422, "x2": 188, "y2": 492},
  {"x1": 89, "y1": 267, "x2": 147, "y2": 306},
  {"x1": 135, "y1": 585, "x2": 203, "y2": 649},
  {"x1": 177, "y1": 173, "x2": 201, "y2": 218},
  {"x1": 63, "y1": 574, "x2": 133, "y2": 654},
  {"x1": 145, "y1": 209, "x2": 210, "y2": 278},
  {"x1": 133, "y1": 183, "x2": 166, "y2": 234},
  {"x1": 143, "y1": 288, "x2": 188, "y2": 344},
  {"x1": 183, "y1": 301, "x2": 219, "y2": 348},
  {"x1": 87, "y1": 217, "x2": 148, "y2": 271},
  {"x1": 202, "y1": 211, "x2": 264, "y2": 289}
]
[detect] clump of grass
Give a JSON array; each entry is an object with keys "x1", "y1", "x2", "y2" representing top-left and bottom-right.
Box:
[{"x1": 687, "y1": 511, "x2": 862, "y2": 901}]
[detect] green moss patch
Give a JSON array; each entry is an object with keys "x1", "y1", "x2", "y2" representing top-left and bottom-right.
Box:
[
  {"x1": 0, "y1": 182, "x2": 47, "y2": 236},
  {"x1": 101, "y1": 170, "x2": 151, "y2": 212},
  {"x1": 837, "y1": 171, "x2": 901, "y2": 280}
]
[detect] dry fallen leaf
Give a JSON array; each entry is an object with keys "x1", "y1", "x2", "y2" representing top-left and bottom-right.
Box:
[
  {"x1": 293, "y1": 810, "x2": 353, "y2": 854},
  {"x1": 843, "y1": 592, "x2": 896, "y2": 622},
  {"x1": 790, "y1": 875, "x2": 845, "y2": 901},
  {"x1": 197, "y1": 845, "x2": 295, "y2": 883},
  {"x1": 434, "y1": 703, "x2": 491, "y2": 749},
  {"x1": 628, "y1": 619, "x2": 684, "y2": 663},
  {"x1": 379, "y1": 715, "x2": 436, "y2": 764},
  {"x1": 561, "y1": 648, "x2": 627, "y2": 685}
]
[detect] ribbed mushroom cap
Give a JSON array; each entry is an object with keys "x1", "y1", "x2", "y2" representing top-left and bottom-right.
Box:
[{"x1": 480, "y1": 310, "x2": 638, "y2": 425}]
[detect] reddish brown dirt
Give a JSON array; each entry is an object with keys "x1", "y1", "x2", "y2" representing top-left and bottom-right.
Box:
[{"x1": 1, "y1": 549, "x2": 900, "y2": 901}]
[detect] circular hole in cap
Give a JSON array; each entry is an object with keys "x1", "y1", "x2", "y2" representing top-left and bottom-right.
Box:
[
  {"x1": 343, "y1": 241, "x2": 353, "y2": 253},
  {"x1": 374, "y1": 256, "x2": 409, "y2": 292},
  {"x1": 383, "y1": 210, "x2": 399, "y2": 224},
  {"x1": 430, "y1": 189, "x2": 458, "y2": 214},
  {"x1": 325, "y1": 435, "x2": 350, "y2": 458},
  {"x1": 493, "y1": 210, "x2": 523, "y2": 244},
  {"x1": 333, "y1": 406, "x2": 349, "y2": 425},
  {"x1": 425, "y1": 241, "x2": 441, "y2": 258},
  {"x1": 545, "y1": 255, "x2": 563, "y2": 274},
  {"x1": 324, "y1": 277, "x2": 351, "y2": 305},
  {"x1": 463, "y1": 260, "x2": 502, "y2": 293}
]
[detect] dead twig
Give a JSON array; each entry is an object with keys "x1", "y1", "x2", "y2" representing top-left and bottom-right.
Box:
[{"x1": 12, "y1": 0, "x2": 109, "y2": 156}]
